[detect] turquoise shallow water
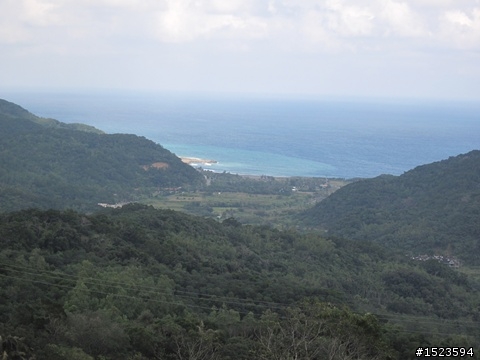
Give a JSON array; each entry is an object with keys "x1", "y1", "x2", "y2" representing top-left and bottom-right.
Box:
[
  {"x1": 162, "y1": 143, "x2": 336, "y2": 177},
  {"x1": 3, "y1": 91, "x2": 480, "y2": 178}
]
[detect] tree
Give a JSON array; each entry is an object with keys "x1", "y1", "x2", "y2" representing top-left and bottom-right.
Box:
[
  {"x1": 161, "y1": 316, "x2": 221, "y2": 360},
  {"x1": 0, "y1": 335, "x2": 35, "y2": 360},
  {"x1": 255, "y1": 300, "x2": 392, "y2": 360}
]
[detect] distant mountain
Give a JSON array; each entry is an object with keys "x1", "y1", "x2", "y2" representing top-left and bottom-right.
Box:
[
  {"x1": 0, "y1": 98, "x2": 204, "y2": 212},
  {"x1": 301, "y1": 150, "x2": 480, "y2": 264},
  {"x1": 0, "y1": 98, "x2": 104, "y2": 133}
]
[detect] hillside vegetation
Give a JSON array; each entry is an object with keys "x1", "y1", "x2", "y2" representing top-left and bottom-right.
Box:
[
  {"x1": 0, "y1": 99, "x2": 204, "y2": 212},
  {"x1": 1, "y1": 205, "x2": 478, "y2": 359},
  {"x1": 301, "y1": 150, "x2": 480, "y2": 264}
]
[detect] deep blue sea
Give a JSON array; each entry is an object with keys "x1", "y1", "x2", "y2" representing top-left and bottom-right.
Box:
[{"x1": 4, "y1": 91, "x2": 480, "y2": 178}]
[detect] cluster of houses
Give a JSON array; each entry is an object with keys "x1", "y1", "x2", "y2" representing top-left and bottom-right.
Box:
[
  {"x1": 411, "y1": 254, "x2": 461, "y2": 268},
  {"x1": 97, "y1": 202, "x2": 130, "y2": 209}
]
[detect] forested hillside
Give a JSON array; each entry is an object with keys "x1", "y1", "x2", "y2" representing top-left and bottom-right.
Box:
[
  {"x1": 301, "y1": 150, "x2": 480, "y2": 264},
  {"x1": 1, "y1": 98, "x2": 479, "y2": 359},
  {"x1": 0, "y1": 205, "x2": 478, "y2": 359},
  {"x1": 0, "y1": 99, "x2": 204, "y2": 212}
]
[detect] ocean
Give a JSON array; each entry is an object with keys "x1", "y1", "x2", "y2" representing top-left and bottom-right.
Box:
[{"x1": 4, "y1": 91, "x2": 480, "y2": 179}]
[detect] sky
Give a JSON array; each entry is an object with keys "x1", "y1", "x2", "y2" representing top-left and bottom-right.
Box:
[{"x1": 1, "y1": 0, "x2": 480, "y2": 100}]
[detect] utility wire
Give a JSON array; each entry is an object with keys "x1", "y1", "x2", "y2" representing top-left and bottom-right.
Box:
[
  {"x1": 2, "y1": 261, "x2": 478, "y2": 326},
  {"x1": 1, "y1": 262, "x2": 306, "y2": 315},
  {"x1": 3, "y1": 261, "x2": 478, "y2": 326},
  {"x1": 1, "y1": 262, "x2": 478, "y2": 337},
  {"x1": 0, "y1": 261, "x2": 280, "y2": 304}
]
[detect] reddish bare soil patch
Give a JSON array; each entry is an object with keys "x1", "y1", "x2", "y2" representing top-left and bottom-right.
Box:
[{"x1": 142, "y1": 162, "x2": 169, "y2": 170}]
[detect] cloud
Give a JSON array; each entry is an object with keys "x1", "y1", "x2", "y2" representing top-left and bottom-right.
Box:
[
  {"x1": 440, "y1": 8, "x2": 480, "y2": 48},
  {"x1": 244, "y1": 1, "x2": 377, "y2": 52},
  {"x1": 205, "y1": 0, "x2": 257, "y2": 14},
  {"x1": 2, "y1": 0, "x2": 479, "y2": 57},
  {"x1": 324, "y1": 0, "x2": 375, "y2": 37},
  {"x1": 379, "y1": 1, "x2": 428, "y2": 38},
  {"x1": 0, "y1": 0, "x2": 478, "y2": 98},
  {"x1": 153, "y1": 0, "x2": 268, "y2": 43},
  {"x1": 0, "y1": 1, "x2": 29, "y2": 43},
  {"x1": 12, "y1": 0, "x2": 61, "y2": 27}
]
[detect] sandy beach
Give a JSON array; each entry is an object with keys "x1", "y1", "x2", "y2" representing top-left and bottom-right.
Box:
[{"x1": 180, "y1": 157, "x2": 218, "y2": 165}]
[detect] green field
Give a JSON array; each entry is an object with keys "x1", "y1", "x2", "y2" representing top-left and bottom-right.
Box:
[{"x1": 142, "y1": 176, "x2": 351, "y2": 227}]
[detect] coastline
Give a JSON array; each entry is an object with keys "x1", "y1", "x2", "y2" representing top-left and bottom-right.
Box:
[
  {"x1": 180, "y1": 156, "x2": 292, "y2": 178},
  {"x1": 180, "y1": 156, "x2": 352, "y2": 183}
]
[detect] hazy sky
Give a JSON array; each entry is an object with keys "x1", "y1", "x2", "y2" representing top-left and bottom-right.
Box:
[{"x1": 1, "y1": 0, "x2": 480, "y2": 100}]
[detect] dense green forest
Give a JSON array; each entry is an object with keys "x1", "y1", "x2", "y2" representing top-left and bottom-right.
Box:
[
  {"x1": 1, "y1": 205, "x2": 478, "y2": 359},
  {"x1": 0, "y1": 99, "x2": 204, "y2": 213},
  {"x1": 301, "y1": 151, "x2": 480, "y2": 265}
]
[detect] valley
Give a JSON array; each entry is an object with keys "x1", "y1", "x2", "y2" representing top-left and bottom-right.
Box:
[
  {"x1": 143, "y1": 173, "x2": 351, "y2": 226},
  {"x1": 0, "y1": 98, "x2": 479, "y2": 359}
]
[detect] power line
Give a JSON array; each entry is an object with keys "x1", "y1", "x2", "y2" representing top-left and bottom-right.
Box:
[
  {"x1": 0, "y1": 272, "x2": 218, "y2": 314},
  {"x1": 1, "y1": 262, "x2": 478, "y2": 337},
  {"x1": 3, "y1": 261, "x2": 478, "y2": 326},
  {"x1": 2, "y1": 261, "x2": 478, "y2": 326},
  {"x1": 1, "y1": 261, "x2": 272, "y2": 303},
  {"x1": 0, "y1": 262, "x2": 296, "y2": 316}
]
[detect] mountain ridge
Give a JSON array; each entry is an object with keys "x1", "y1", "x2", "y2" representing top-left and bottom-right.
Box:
[
  {"x1": 0, "y1": 98, "x2": 204, "y2": 212},
  {"x1": 0, "y1": 98, "x2": 104, "y2": 134},
  {"x1": 301, "y1": 150, "x2": 480, "y2": 264}
]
